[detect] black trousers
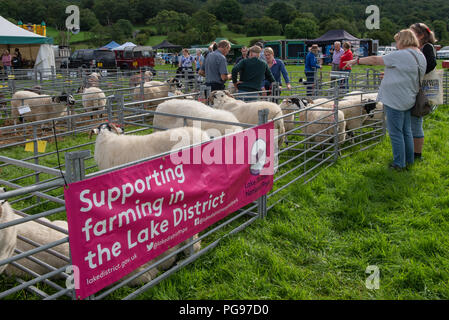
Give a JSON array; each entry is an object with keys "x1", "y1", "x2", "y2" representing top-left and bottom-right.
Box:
[{"x1": 206, "y1": 83, "x2": 225, "y2": 91}]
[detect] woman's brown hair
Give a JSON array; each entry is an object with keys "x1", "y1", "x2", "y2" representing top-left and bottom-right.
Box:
[{"x1": 410, "y1": 23, "x2": 437, "y2": 45}]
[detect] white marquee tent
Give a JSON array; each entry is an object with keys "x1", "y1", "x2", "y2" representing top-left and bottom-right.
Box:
[
  {"x1": 113, "y1": 42, "x2": 137, "y2": 51},
  {"x1": 0, "y1": 15, "x2": 55, "y2": 73}
]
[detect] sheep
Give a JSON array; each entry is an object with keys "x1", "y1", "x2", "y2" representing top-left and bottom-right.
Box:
[
  {"x1": 153, "y1": 99, "x2": 243, "y2": 138},
  {"x1": 87, "y1": 72, "x2": 101, "y2": 88},
  {"x1": 0, "y1": 187, "x2": 70, "y2": 278},
  {"x1": 316, "y1": 98, "x2": 377, "y2": 138},
  {"x1": 317, "y1": 91, "x2": 383, "y2": 138},
  {"x1": 133, "y1": 78, "x2": 182, "y2": 107},
  {"x1": 91, "y1": 122, "x2": 209, "y2": 171},
  {"x1": 77, "y1": 85, "x2": 107, "y2": 118},
  {"x1": 10, "y1": 91, "x2": 75, "y2": 126},
  {"x1": 90, "y1": 123, "x2": 207, "y2": 285},
  {"x1": 5, "y1": 217, "x2": 70, "y2": 279},
  {"x1": 279, "y1": 97, "x2": 311, "y2": 132},
  {"x1": 208, "y1": 90, "x2": 285, "y2": 145},
  {"x1": 23, "y1": 85, "x2": 42, "y2": 95},
  {"x1": 280, "y1": 98, "x2": 346, "y2": 144},
  {"x1": 0, "y1": 189, "x2": 17, "y2": 275},
  {"x1": 343, "y1": 91, "x2": 384, "y2": 123},
  {"x1": 129, "y1": 71, "x2": 153, "y2": 88}
]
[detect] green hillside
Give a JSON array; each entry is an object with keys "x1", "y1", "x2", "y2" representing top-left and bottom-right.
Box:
[{"x1": 3, "y1": 0, "x2": 449, "y2": 49}]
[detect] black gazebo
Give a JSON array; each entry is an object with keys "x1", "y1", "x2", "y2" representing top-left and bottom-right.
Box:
[{"x1": 152, "y1": 40, "x2": 182, "y2": 51}]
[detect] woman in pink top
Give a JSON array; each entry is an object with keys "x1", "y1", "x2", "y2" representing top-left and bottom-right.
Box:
[{"x1": 2, "y1": 50, "x2": 12, "y2": 75}]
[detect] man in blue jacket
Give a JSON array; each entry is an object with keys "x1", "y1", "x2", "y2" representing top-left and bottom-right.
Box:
[{"x1": 305, "y1": 44, "x2": 321, "y2": 96}]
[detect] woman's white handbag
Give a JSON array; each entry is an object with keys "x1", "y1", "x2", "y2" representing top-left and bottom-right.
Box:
[{"x1": 421, "y1": 68, "x2": 444, "y2": 106}]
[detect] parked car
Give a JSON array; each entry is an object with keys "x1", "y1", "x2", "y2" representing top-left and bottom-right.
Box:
[
  {"x1": 114, "y1": 46, "x2": 155, "y2": 72},
  {"x1": 377, "y1": 46, "x2": 397, "y2": 56},
  {"x1": 67, "y1": 49, "x2": 116, "y2": 69},
  {"x1": 436, "y1": 46, "x2": 449, "y2": 59}
]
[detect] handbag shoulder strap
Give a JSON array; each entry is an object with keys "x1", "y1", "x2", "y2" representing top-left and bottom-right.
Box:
[{"x1": 406, "y1": 49, "x2": 422, "y2": 88}]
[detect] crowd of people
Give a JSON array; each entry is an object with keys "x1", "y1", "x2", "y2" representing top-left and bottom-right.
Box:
[
  {"x1": 195, "y1": 40, "x2": 291, "y2": 101},
  {"x1": 192, "y1": 22, "x2": 437, "y2": 172}
]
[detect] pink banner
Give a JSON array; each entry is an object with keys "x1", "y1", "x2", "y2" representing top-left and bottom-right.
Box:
[{"x1": 64, "y1": 122, "x2": 275, "y2": 299}]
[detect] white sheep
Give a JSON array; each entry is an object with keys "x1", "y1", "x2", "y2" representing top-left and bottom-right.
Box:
[
  {"x1": 129, "y1": 71, "x2": 153, "y2": 88},
  {"x1": 91, "y1": 123, "x2": 207, "y2": 285},
  {"x1": 318, "y1": 98, "x2": 378, "y2": 138},
  {"x1": 279, "y1": 97, "x2": 311, "y2": 132},
  {"x1": 78, "y1": 86, "x2": 107, "y2": 118},
  {"x1": 10, "y1": 91, "x2": 75, "y2": 126},
  {"x1": 91, "y1": 123, "x2": 209, "y2": 171},
  {"x1": 133, "y1": 79, "x2": 182, "y2": 107},
  {"x1": 280, "y1": 98, "x2": 346, "y2": 144},
  {"x1": 319, "y1": 91, "x2": 383, "y2": 137},
  {"x1": 0, "y1": 190, "x2": 17, "y2": 275},
  {"x1": 87, "y1": 72, "x2": 101, "y2": 88},
  {"x1": 153, "y1": 99, "x2": 242, "y2": 138},
  {"x1": 5, "y1": 217, "x2": 70, "y2": 279},
  {"x1": 208, "y1": 90, "x2": 285, "y2": 145},
  {"x1": 0, "y1": 188, "x2": 70, "y2": 278},
  {"x1": 343, "y1": 91, "x2": 384, "y2": 123}
]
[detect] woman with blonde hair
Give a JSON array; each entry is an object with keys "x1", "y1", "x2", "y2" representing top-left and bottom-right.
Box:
[
  {"x1": 409, "y1": 23, "x2": 437, "y2": 161},
  {"x1": 345, "y1": 29, "x2": 427, "y2": 171},
  {"x1": 263, "y1": 47, "x2": 291, "y2": 93}
]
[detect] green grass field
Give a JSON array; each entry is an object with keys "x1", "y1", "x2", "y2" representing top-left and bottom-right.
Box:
[{"x1": 130, "y1": 104, "x2": 449, "y2": 300}]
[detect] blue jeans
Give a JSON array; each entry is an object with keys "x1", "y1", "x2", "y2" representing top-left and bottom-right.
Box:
[
  {"x1": 237, "y1": 90, "x2": 259, "y2": 102},
  {"x1": 410, "y1": 115, "x2": 424, "y2": 138},
  {"x1": 340, "y1": 70, "x2": 351, "y2": 92},
  {"x1": 384, "y1": 105, "x2": 414, "y2": 168},
  {"x1": 305, "y1": 71, "x2": 315, "y2": 96},
  {"x1": 3, "y1": 65, "x2": 11, "y2": 75}
]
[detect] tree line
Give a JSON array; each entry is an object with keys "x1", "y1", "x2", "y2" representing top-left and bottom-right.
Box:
[{"x1": 1, "y1": 0, "x2": 449, "y2": 47}]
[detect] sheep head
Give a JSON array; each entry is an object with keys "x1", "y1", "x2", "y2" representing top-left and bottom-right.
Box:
[
  {"x1": 53, "y1": 93, "x2": 75, "y2": 105},
  {"x1": 280, "y1": 97, "x2": 308, "y2": 110},
  {"x1": 362, "y1": 99, "x2": 377, "y2": 117},
  {"x1": 208, "y1": 90, "x2": 235, "y2": 107},
  {"x1": 167, "y1": 78, "x2": 182, "y2": 89},
  {"x1": 144, "y1": 71, "x2": 153, "y2": 82},
  {"x1": 89, "y1": 122, "x2": 124, "y2": 139},
  {"x1": 89, "y1": 72, "x2": 101, "y2": 80}
]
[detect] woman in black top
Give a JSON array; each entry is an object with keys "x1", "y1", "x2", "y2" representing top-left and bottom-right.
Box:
[
  {"x1": 12, "y1": 48, "x2": 22, "y2": 69},
  {"x1": 410, "y1": 23, "x2": 437, "y2": 161}
]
